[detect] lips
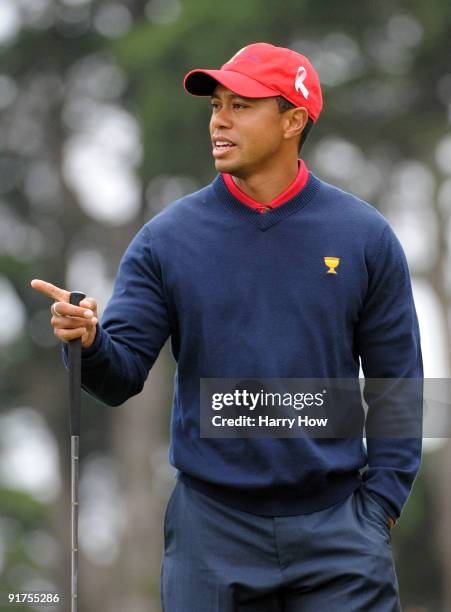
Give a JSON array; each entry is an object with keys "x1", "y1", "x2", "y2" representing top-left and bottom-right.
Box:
[{"x1": 212, "y1": 138, "x2": 237, "y2": 158}]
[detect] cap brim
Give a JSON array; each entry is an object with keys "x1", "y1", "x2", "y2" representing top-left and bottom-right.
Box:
[{"x1": 183, "y1": 69, "x2": 279, "y2": 98}]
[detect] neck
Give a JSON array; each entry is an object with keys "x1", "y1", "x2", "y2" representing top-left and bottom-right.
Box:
[{"x1": 231, "y1": 157, "x2": 299, "y2": 204}]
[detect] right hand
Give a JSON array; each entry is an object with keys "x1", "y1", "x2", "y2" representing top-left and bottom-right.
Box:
[{"x1": 31, "y1": 279, "x2": 99, "y2": 349}]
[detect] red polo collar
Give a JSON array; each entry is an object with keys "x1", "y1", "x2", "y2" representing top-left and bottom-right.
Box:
[{"x1": 222, "y1": 159, "x2": 309, "y2": 213}]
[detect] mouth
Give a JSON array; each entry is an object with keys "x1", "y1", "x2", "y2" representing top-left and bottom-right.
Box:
[{"x1": 212, "y1": 139, "x2": 237, "y2": 159}]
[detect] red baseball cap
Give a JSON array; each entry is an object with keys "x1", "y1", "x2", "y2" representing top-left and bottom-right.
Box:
[{"x1": 183, "y1": 42, "x2": 323, "y2": 123}]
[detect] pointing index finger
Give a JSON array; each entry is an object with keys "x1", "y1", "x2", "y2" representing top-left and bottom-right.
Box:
[{"x1": 30, "y1": 279, "x2": 70, "y2": 303}]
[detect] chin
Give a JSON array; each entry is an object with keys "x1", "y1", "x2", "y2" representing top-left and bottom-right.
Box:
[{"x1": 214, "y1": 159, "x2": 243, "y2": 177}]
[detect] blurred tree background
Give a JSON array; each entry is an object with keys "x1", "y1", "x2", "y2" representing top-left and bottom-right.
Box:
[{"x1": 0, "y1": 0, "x2": 450, "y2": 610}]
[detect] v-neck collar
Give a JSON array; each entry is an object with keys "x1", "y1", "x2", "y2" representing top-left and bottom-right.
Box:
[
  {"x1": 211, "y1": 172, "x2": 321, "y2": 231},
  {"x1": 221, "y1": 158, "x2": 309, "y2": 212}
]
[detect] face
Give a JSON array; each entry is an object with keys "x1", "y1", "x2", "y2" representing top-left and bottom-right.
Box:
[{"x1": 209, "y1": 84, "x2": 295, "y2": 178}]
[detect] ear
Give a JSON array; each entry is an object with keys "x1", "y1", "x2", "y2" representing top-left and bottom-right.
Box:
[{"x1": 282, "y1": 107, "x2": 309, "y2": 142}]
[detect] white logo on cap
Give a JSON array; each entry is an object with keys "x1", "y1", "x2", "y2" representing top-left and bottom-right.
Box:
[{"x1": 295, "y1": 66, "x2": 309, "y2": 99}]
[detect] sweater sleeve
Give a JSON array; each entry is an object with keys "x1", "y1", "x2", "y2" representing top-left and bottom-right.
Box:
[
  {"x1": 62, "y1": 224, "x2": 171, "y2": 406},
  {"x1": 357, "y1": 223, "x2": 423, "y2": 520}
]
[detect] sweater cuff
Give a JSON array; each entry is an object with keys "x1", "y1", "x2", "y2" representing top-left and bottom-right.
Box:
[
  {"x1": 61, "y1": 324, "x2": 106, "y2": 368},
  {"x1": 80, "y1": 324, "x2": 107, "y2": 365}
]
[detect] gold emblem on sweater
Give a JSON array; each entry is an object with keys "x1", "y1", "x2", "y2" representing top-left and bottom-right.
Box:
[{"x1": 324, "y1": 256, "x2": 340, "y2": 274}]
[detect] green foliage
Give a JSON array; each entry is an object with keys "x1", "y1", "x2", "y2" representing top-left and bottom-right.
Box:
[
  {"x1": 395, "y1": 460, "x2": 443, "y2": 608},
  {"x1": 0, "y1": 487, "x2": 48, "y2": 528}
]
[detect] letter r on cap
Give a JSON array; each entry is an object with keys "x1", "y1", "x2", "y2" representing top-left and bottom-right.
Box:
[{"x1": 295, "y1": 66, "x2": 309, "y2": 99}]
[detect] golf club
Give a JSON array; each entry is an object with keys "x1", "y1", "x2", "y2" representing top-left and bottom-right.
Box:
[{"x1": 68, "y1": 291, "x2": 86, "y2": 612}]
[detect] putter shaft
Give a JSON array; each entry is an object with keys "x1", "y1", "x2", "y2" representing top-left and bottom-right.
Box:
[{"x1": 71, "y1": 435, "x2": 79, "y2": 612}]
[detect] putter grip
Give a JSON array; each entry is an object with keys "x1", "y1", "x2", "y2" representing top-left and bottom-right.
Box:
[{"x1": 68, "y1": 291, "x2": 86, "y2": 437}]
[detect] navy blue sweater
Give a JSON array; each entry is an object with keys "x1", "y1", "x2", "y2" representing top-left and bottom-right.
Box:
[{"x1": 64, "y1": 172, "x2": 423, "y2": 518}]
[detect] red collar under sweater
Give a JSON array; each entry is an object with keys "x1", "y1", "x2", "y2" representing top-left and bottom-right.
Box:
[{"x1": 222, "y1": 159, "x2": 309, "y2": 214}]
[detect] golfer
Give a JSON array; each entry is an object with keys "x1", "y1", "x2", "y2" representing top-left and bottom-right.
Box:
[{"x1": 31, "y1": 42, "x2": 422, "y2": 611}]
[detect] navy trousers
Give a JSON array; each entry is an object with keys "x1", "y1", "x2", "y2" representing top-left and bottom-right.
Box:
[{"x1": 161, "y1": 479, "x2": 401, "y2": 611}]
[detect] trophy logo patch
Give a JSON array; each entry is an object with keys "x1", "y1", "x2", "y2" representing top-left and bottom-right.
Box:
[{"x1": 324, "y1": 256, "x2": 340, "y2": 274}]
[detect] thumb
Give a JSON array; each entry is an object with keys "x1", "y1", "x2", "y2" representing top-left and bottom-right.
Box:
[{"x1": 79, "y1": 297, "x2": 97, "y2": 313}]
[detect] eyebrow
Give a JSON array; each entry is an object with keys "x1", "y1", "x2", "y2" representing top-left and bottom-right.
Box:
[{"x1": 210, "y1": 92, "x2": 251, "y2": 101}]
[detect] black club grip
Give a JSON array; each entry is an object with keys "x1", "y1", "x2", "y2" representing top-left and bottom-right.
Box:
[{"x1": 68, "y1": 291, "x2": 86, "y2": 436}]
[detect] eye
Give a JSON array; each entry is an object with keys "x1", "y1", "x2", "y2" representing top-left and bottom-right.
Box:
[
  {"x1": 210, "y1": 102, "x2": 220, "y2": 110},
  {"x1": 233, "y1": 103, "x2": 247, "y2": 109}
]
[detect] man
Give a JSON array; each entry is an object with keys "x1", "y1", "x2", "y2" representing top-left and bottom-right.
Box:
[{"x1": 31, "y1": 42, "x2": 423, "y2": 611}]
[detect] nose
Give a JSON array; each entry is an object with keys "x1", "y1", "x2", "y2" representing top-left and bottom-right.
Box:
[{"x1": 210, "y1": 105, "x2": 233, "y2": 131}]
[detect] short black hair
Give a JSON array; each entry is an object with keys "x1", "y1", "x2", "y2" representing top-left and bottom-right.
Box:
[{"x1": 276, "y1": 96, "x2": 314, "y2": 154}]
